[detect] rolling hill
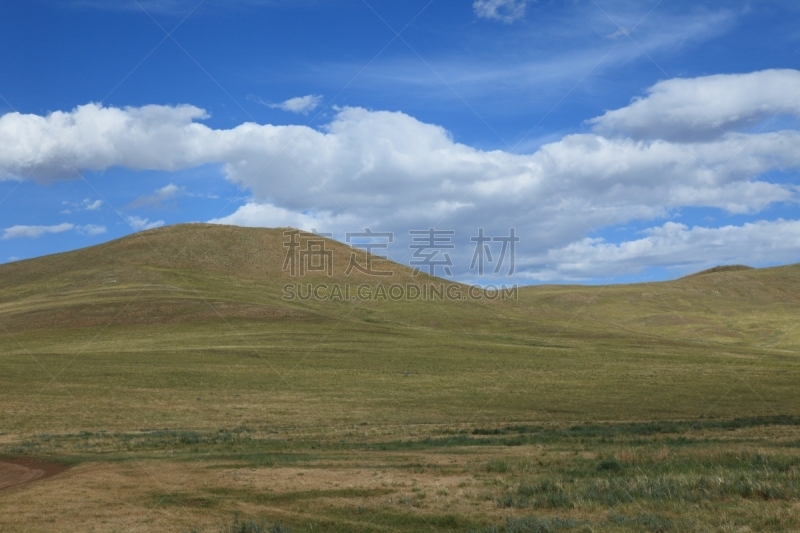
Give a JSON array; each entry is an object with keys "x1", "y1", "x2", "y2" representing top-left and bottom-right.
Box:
[
  {"x1": 1, "y1": 223, "x2": 798, "y2": 432},
  {"x1": 2, "y1": 224, "x2": 800, "y2": 532}
]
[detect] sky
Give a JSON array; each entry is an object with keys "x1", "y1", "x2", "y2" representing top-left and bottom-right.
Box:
[{"x1": 1, "y1": 0, "x2": 800, "y2": 285}]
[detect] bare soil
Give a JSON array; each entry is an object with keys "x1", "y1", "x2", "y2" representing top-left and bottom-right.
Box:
[{"x1": 0, "y1": 458, "x2": 69, "y2": 491}]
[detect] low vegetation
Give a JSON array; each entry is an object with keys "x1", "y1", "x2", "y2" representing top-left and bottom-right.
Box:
[{"x1": 1, "y1": 224, "x2": 798, "y2": 531}]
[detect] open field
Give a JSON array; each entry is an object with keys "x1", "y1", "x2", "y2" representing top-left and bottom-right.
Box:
[{"x1": 1, "y1": 224, "x2": 799, "y2": 531}]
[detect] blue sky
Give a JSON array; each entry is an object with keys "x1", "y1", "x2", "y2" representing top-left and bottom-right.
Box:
[{"x1": 1, "y1": 0, "x2": 800, "y2": 284}]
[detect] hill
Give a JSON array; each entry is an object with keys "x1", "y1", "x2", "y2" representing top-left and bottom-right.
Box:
[
  {"x1": 1, "y1": 222, "x2": 798, "y2": 431},
  {"x1": 2, "y1": 224, "x2": 800, "y2": 532},
  {"x1": 2, "y1": 223, "x2": 798, "y2": 341},
  {"x1": 0, "y1": 223, "x2": 441, "y2": 331}
]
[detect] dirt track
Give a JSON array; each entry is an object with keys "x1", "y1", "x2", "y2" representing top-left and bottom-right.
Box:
[{"x1": 0, "y1": 458, "x2": 68, "y2": 491}]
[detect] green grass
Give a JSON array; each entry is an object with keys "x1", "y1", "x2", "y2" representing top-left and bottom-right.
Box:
[
  {"x1": 169, "y1": 418, "x2": 800, "y2": 532},
  {"x1": 0, "y1": 224, "x2": 799, "y2": 531}
]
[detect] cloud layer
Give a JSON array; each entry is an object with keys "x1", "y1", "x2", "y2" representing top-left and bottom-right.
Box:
[
  {"x1": 473, "y1": 0, "x2": 529, "y2": 23},
  {"x1": 128, "y1": 183, "x2": 185, "y2": 209},
  {"x1": 526, "y1": 219, "x2": 800, "y2": 281},
  {"x1": 2, "y1": 69, "x2": 799, "y2": 280},
  {"x1": 268, "y1": 94, "x2": 323, "y2": 114},
  {"x1": 2, "y1": 223, "x2": 106, "y2": 240},
  {"x1": 126, "y1": 216, "x2": 165, "y2": 231},
  {"x1": 590, "y1": 69, "x2": 800, "y2": 141}
]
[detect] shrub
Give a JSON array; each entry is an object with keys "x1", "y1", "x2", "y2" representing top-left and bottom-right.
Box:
[
  {"x1": 596, "y1": 458, "x2": 623, "y2": 472},
  {"x1": 185, "y1": 514, "x2": 292, "y2": 533}
]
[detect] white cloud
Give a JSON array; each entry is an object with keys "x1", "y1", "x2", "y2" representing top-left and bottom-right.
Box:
[
  {"x1": 0, "y1": 103, "x2": 210, "y2": 181},
  {"x1": 209, "y1": 202, "x2": 350, "y2": 231},
  {"x1": 473, "y1": 0, "x2": 529, "y2": 23},
  {"x1": 590, "y1": 69, "x2": 800, "y2": 141},
  {"x1": 607, "y1": 27, "x2": 630, "y2": 39},
  {"x1": 59, "y1": 198, "x2": 103, "y2": 213},
  {"x1": 524, "y1": 219, "x2": 800, "y2": 281},
  {"x1": 2, "y1": 223, "x2": 74, "y2": 240},
  {"x1": 83, "y1": 199, "x2": 103, "y2": 210},
  {"x1": 126, "y1": 216, "x2": 165, "y2": 231},
  {"x1": 128, "y1": 183, "x2": 185, "y2": 208},
  {"x1": 1, "y1": 222, "x2": 107, "y2": 240},
  {"x1": 77, "y1": 224, "x2": 107, "y2": 236},
  {"x1": 2, "y1": 69, "x2": 800, "y2": 279},
  {"x1": 268, "y1": 94, "x2": 323, "y2": 115}
]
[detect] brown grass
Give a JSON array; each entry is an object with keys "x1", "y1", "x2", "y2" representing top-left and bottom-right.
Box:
[{"x1": 1, "y1": 224, "x2": 799, "y2": 531}]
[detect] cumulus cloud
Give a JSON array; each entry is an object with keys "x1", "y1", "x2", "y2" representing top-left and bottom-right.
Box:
[
  {"x1": 83, "y1": 199, "x2": 103, "y2": 210},
  {"x1": 60, "y1": 198, "x2": 103, "y2": 214},
  {"x1": 590, "y1": 69, "x2": 800, "y2": 141},
  {"x1": 267, "y1": 94, "x2": 323, "y2": 115},
  {"x1": 0, "y1": 103, "x2": 210, "y2": 181},
  {"x1": 525, "y1": 219, "x2": 800, "y2": 281},
  {"x1": 128, "y1": 183, "x2": 185, "y2": 209},
  {"x1": 2, "y1": 223, "x2": 74, "y2": 240},
  {"x1": 1, "y1": 222, "x2": 107, "y2": 240},
  {"x1": 209, "y1": 202, "x2": 350, "y2": 231},
  {"x1": 2, "y1": 69, "x2": 800, "y2": 279},
  {"x1": 77, "y1": 224, "x2": 107, "y2": 236},
  {"x1": 473, "y1": 0, "x2": 529, "y2": 23},
  {"x1": 126, "y1": 216, "x2": 165, "y2": 231}
]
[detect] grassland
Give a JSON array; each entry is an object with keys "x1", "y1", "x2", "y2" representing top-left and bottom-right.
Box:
[{"x1": 1, "y1": 224, "x2": 799, "y2": 532}]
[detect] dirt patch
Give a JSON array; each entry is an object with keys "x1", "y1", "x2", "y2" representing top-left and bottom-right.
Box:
[{"x1": 0, "y1": 458, "x2": 69, "y2": 491}]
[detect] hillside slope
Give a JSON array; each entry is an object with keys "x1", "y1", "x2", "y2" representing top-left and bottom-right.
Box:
[
  {"x1": 1, "y1": 223, "x2": 799, "y2": 432},
  {"x1": 2, "y1": 223, "x2": 799, "y2": 337},
  {"x1": 0, "y1": 223, "x2": 430, "y2": 330}
]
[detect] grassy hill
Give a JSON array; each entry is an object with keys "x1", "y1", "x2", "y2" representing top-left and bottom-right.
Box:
[
  {"x1": 1, "y1": 224, "x2": 799, "y2": 532},
  {"x1": 1, "y1": 222, "x2": 799, "y2": 431}
]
